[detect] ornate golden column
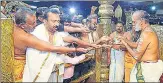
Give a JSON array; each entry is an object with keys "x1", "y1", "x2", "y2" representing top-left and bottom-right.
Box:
[
  {"x1": 96, "y1": 0, "x2": 115, "y2": 82},
  {"x1": 98, "y1": 0, "x2": 114, "y2": 35},
  {"x1": 1, "y1": 18, "x2": 14, "y2": 82}
]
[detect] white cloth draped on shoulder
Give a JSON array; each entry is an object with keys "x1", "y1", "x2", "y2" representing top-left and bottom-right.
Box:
[{"x1": 23, "y1": 24, "x2": 66, "y2": 82}]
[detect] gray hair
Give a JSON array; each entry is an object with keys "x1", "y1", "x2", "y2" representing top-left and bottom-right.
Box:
[
  {"x1": 133, "y1": 10, "x2": 150, "y2": 23},
  {"x1": 15, "y1": 7, "x2": 35, "y2": 25}
]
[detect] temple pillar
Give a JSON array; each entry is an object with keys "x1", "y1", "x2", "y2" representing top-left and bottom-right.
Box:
[
  {"x1": 1, "y1": 18, "x2": 14, "y2": 82},
  {"x1": 96, "y1": 0, "x2": 115, "y2": 82}
]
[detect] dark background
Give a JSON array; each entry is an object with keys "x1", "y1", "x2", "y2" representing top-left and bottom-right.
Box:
[
  {"x1": 23, "y1": 1, "x2": 163, "y2": 25},
  {"x1": 23, "y1": 1, "x2": 163, "y2": 17}
]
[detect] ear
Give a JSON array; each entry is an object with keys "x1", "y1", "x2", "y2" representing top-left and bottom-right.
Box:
[
  {"x1": 43, "y1": 19, "x2": 47, "y2": 23},
  {"x1": 38, "y1": 17, "x2": 44, "y2": 22},
  {"x1": 140, "y1": 20, "x2": 145, "y2": 25},
  {"x1": 18, "y1": 23, "x2": 25, "y2": 29},
  {"x1": 43, "y1": 19, "x2": 47, "y2": 25},
  {"x1": 38, "y1": 17, "x2": 42, "y2": 21}
]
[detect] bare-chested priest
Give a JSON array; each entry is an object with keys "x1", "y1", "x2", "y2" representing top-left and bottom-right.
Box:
[
  {"x1": 120, "y1": 10, "x2": 163, "y2": 82},
  {"x1": 108, "y1": 21, "x2": 125, "y2": 82},
  {"x1": 13, "y1": 7, "x2": 87, "y2": 82}
]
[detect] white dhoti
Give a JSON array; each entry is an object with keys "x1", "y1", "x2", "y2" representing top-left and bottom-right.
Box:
[
  {"x1": 48, "y1": 64, "x2": 64, "y2": 82},
  {"x1": 48, "y1": 72, "x2": 63, "y2": 82},
  {"x1": 109, "y1": 48, "x2": 125, "y2": 82},
  {"x1": 130, "y1": 60, "x2": 163, "y2": 82}
]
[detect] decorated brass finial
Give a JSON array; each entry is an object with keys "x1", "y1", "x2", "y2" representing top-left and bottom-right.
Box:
[{"x1": 115, "y1": 4, "x2": 123, "y2": 21}]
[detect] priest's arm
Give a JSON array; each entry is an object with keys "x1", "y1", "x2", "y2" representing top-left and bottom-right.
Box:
[
  {"x1": 121, "y1": 32, "x2": 150, "y2": 61},
  {"x1": 23, "y1": 33, "x2": 87, "y2": 53}
]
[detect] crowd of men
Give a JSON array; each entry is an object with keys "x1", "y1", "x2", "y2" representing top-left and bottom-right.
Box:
[{"x1": 1, "y1": 1, "x2": 163, "y2": 82}]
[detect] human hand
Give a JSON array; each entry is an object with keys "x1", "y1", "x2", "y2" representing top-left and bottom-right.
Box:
[
  {"x1": 109, "y1": 40, "x2": 114, "y2": 44},
  {"x1": 112, "y1": 44, "x2": 121, "y2": 50},
  {"x1": 100, "y1": 36, "x2": 109, "y2": 42},
  {"x1": 81, "y1": 27, "x2": 90, "y2": 33},
  {"x1": 120, "y1": 39, "x2": 128, "y2": 46},
  {"x1": 117, "y1": 35, "x2": 126, "y2": 42},
  {"x1": 91, "y1": 6, "x2": 97, "y2": 12},
  {"x1": 90, "y1": 44, "x2": 102, "y2": 48},
  {"x1": 102, "y1": 44, "x2": 112, "y2": 48},
  {"x1": 76, "y1": 48, "x2": 88, "y2": 53},
  {"x1": 79, "y1": 24, "x2": 85, "y2": 28},
  {"x1": 85, "y1": 54, "x2": 93, "y2": 58}
]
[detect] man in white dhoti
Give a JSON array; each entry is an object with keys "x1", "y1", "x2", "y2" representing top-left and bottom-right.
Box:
[
  {"x1": 23, "y1": 8, "x2": 97, "y2": 82},
  {"x1": 108, "y1": 21, "x2": 125, "y2": 82},
  {"x1": 120, "y1": 10, "x2": 163, "y2": 82}
]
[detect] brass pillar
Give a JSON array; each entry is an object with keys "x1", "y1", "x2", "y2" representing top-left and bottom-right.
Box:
[
  {"x1": 1, "y1": 18, "x2": 14, "y2": 82},
  {"x1": 98, "y1": 0, "x2": 114, "y2": 35},
  {"x1": 96, "y1": 0, "x2": 115, "y2": 82}
]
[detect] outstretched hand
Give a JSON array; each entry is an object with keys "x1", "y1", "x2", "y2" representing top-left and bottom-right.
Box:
[
  {"x1": 101, "y1": 44, "x2": 112, "y2": 48},
  {"x1": 91, "y1": 6, "x2": 97, "y2": 12},
  {"x1": 85, "y1": 54, "x2": 93, "y2": 58},
  {"x1": 76, "y1": 48, "x2": 88, "y2": 53},
  {"x1": 90, "y1": 44, "x2": 102, "y2": 49},
  {"x1": 119, "y1": 39, "x2": 128, "y2": 46},
  {"x1": 81, "y1": 27, "x2": 90, "y2": 33},
  {"x1": 100, "y1": 36, "x2": 110, "y2": 43}
]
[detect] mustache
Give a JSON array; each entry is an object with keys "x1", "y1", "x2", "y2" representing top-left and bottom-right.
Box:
[
  {"x1": 55, "y1": 25, "x2": 59, "y2": 29},
  {"x1": 117, "y1": 29, "x2": 121, "y2": 30}
]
